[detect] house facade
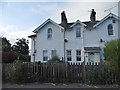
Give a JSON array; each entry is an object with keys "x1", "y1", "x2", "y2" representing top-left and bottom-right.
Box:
[{"x1": 28, "y1": 9, "x2": 119, "y2": 64}]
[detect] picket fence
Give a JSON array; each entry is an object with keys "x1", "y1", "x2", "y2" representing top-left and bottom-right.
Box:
[{"x1": 2, "y1": 62, "x2": 119, "y2": 84}]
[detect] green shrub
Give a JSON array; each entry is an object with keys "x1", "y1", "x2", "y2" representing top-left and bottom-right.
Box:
[
  {"x1": 3, "y1": 61, "x2": 23, "y2": 83},
  {"x1": 3, "y1": 61, "x2": 35, "y2": 83},
  {"x1": 47, "y1": 56, "x2": 63, "y2": 64}
]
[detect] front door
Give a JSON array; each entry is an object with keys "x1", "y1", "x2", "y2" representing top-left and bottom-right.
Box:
[{"x1": 88, "y1": 52, "x2": 95, "y2": 63}]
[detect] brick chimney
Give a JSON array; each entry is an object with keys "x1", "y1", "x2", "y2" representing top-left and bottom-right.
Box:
[
  {"x1": 61, "y1": 11, "x2": 68, "y2": 28},
  {"x1": 90, "y1": 9, "x2": 96, "y2": 22}
]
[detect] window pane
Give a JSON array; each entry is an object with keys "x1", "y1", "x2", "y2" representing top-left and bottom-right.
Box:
[
  {"x1": 76, "y1": 50, "x2": 81, "y2": 56},
  {"x1": 47, "y1": 28, "x2": 52, "y2": 39},
  {"x1": 67, "y1": 50, "x2": 72, "y2": 61},
  {"x1": 48, "y1": 28, "x2": 52, "y2": 33},
  {"x1": 51, "y1": 50, "x2": 56, "y2": 57},
  {"x1": 43, "y1": 50, "x2": 47, "y2": 56},
  {"x1": 108, "y1": 24, "x2": 113, "y2": 35},
  {"x1": 43, "y1": 50, "x2": 48, "y2": 61},
  {"x1": 76, "y1": 50, "x2": 81, "y2": 61},
  {"x1": 43, "y1": 57, "x2": 48, "y2": 61},
  {"x1": 67, "y1": 57, "x2": 72, "y2": 61},
  {"x1": 48, "y1": 34, "x2": 52, "y2": 38},
  {"x1": 76, "y1": 57, "x2": 81, "y2": 61},
  {"x1": 76, "y1": 27, "x2": 81, "y2": 37}
]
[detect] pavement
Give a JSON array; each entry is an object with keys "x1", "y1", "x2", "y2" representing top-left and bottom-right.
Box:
[{"x1": 2, "y1": 83, "x2": 119, "y2": 88}]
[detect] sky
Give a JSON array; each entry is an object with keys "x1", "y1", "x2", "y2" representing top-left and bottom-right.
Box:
[{"x1": 0, "y1": 0, "x2": 119, "y2": 50}]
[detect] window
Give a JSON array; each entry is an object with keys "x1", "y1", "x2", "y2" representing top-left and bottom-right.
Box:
[
  {"x1": 66, "y1": 50, "x2": 72, "y2": 61},
  {"x1": 76, "y1": 50, "x2": 81, "y2": 61},
  {"x1": 47, "y1": 28, "x2": 52, "y2": 39},
  {"x1": 108, "y1": 24, "x2": 113, "y2": 35},
  {"x1": 51, "y1": 50, "x2": 57, "y2": 57},
  {"x1": 43, "y1": 50, "x2": 48, "y2": 61},
  {"x1": 76, "y1": 27, "x2": 81, "y2": 37}
]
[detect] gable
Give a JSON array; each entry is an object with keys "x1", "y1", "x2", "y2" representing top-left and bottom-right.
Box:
[
  {"x1": 70, "y1": 20, "x2": 86, "y2": 28},
  {"x1": 93, "y1": 13, "x2": 120, "y2": 28},
  {"x1": 33, "y1": 19, "x2": 64, "y2": 33}
]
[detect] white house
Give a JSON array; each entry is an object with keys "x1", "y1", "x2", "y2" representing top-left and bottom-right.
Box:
[{"x1": 28, "y1": 9, "x2": 120, "y2": 64}]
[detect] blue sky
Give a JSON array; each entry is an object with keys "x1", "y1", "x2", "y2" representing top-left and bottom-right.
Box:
[{"x1": 0, "y1": 1, "x2": 119, "y2": 49}]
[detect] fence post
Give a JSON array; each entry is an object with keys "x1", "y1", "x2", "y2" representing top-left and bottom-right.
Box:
[{"x1": 82, "y1": 61, "x2": 86, "y2": 83}]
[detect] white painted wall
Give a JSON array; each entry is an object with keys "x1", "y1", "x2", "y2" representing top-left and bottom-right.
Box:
[
  {"x1": 35, "y1": 22, "x2": 64, "y2": 62},
  {"x1": 30, "y1": 17, "x2": 119, "y2": 63},
  {"x1": 65, "y1": 24, "x2": 85, "y2": 63},
  {"x1": 83, "y1": 17, "x2": 119, "y2": 62},
  {"x1": 30, "y1": 37, "x2": 37, "y2": 62},
  {"x1": 96, "y1": 18, "x2": 118, "y2": 46}
]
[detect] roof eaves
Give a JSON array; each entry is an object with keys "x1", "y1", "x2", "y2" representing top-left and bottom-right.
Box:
[
  {"x1": 28, "y1": 34, "x2": 37, "y2": 38},
  {"x1": 33, "y1": 19, "x2": 64, "y2": 33},
  {"x1": 93, "y1": 13, "x2": 120, "y2": 28},
  {"x1": 70, "y1": 20, "x2": 87, "y2": 28}
]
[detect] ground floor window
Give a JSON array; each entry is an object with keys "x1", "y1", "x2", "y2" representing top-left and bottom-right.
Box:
[
  {"x1": 66, "y1": 50, "x2": 72, "y2": 61},
  {"x1": 51, "y1": 50, "x2": 57, "y2": 57},
  {"x1": 43, "y1": 50, "x2": 48, "y2": 61},
  {"x1": 76, "y1": 50, "x2": 81, "y2": 61}
]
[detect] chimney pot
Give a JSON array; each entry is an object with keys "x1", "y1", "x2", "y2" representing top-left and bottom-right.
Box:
[
  {"x1": 61, "y1": 11, "x2": 68, "y2": 28},
  {"x1": 90, "y1": 9, "x2": 96, "y2": 22}
]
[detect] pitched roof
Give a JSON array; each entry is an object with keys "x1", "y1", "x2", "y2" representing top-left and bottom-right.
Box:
[
  {"x1": 59, "y1": 21, "x2": 100, "y2": 30},
  {"x1": 70, "y1": 20, "x2": 87, "y2": 27},
  {"x1": 82, "y1": 21, "x2": 100, "y2": 29},
  {"x1": 33, "y1": 19, "x2": 64, "y2": 33},
  {"x1": 32, "y1": 13, "x2": 119, "y2": 33},
  {"x1": 93, "y1": 13, "x2": 120, "y2": 28}
]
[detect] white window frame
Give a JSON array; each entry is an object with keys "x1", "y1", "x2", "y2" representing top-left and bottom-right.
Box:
[
  {"x1": 66, "y1": 50, "x2": 72, "y2": 61},
  {"x1": 76, "y1": 50, "x2": 81, "y2": 61},
  {"x1": 43, "y1": 50, "x2": 48, "y2": 61},
  {"x1": 51, "y1": 50, "x2": 57, "y2": 57},
  {"x1": 76, "y1": 27, "x2": 81, "y2": 37},
  {"x1": 108, "y1": 24, "x2": 113, "y2": 36},
  {"x1": 47, "y1": 28, "x2": 52, "y2": 39}
]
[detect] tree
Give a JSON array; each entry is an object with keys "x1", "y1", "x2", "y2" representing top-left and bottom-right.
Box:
[
  {"x1": 0, "y1": 37, "x2": 18, "y2": 63},
  {"x1": 12, "y1": 38, "x2": 29, "y2": 55},
  {"x1": 104, "y1": 39, "x2": 119, "y2": 72},
  {"x1": 0, "y1": 37, "x2": 12, "y2": 52},
  {"x1": 104, "y1": 39, "x2": 120, "y2": 84}
]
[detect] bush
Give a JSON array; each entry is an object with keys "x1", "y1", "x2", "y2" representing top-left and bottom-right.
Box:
[
  {"x1": 16, "y1": 53, "x2": 30, "y2": 62},
  {"x1": 2, "y1": 51, "x2": 18, "y2": 63},
  {"x1": 46, "y1": 56, "x2": 63, "y2": 64},
  {"x1": 3, "y1": 61, "x2": 23, "y2": 83},
  {"x1": 3, "y1": 61, "x2": 35, "y2": 83},
  {"x1": 1, "y1": 51, "x2": 30, "y2": 63},
  {"x1": 104, "y1": 39, "x2": 119, "y2": 73}
]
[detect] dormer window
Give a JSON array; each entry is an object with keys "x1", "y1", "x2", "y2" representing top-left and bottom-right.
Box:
[
  {"x1": 47, "y1": 28, "x2": 52, "y2": 39},
  {"x1": 76, "y1": 27, "x2": 81, "y2": 37},
  {"x1": 108, "y1": 24, "x2": 113, "y2": 35}
]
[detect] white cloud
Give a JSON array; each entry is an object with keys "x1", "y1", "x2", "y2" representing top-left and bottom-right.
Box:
[
  {"x1": 0, "y1": 2, "x2": 118, "y2": 50},
  {"x1": 30, "y1": 2, "x2": 118, "y2": 23},
  {"x1": 0, "y1": 24, "x2": 35, "y2": 50}
]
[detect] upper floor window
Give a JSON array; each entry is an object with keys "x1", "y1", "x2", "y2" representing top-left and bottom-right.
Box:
[
  {"x1": 47, "y1": 28, "x2": 52, "y2": 39},
  {"x1": 108, "y1": 24, "x2": 113, "y2": 35},
  {"x1": 43, "y1": 50, "x2": 48, "y2": 61},
  {"x1": 66, "y1": 50, "x2": 72, "y2": 61},
  {"x1": 76, "y1": 27, "x2": 81, "y2": 37}
]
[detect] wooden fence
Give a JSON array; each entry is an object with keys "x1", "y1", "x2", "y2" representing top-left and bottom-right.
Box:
[{"x1": 2, "y1": 62, "x2": 119, "y2": 84}]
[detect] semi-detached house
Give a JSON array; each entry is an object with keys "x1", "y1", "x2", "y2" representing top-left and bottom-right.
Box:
[{"x1": 28, "y1": 9, "x2": 120, "y2": 64}]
